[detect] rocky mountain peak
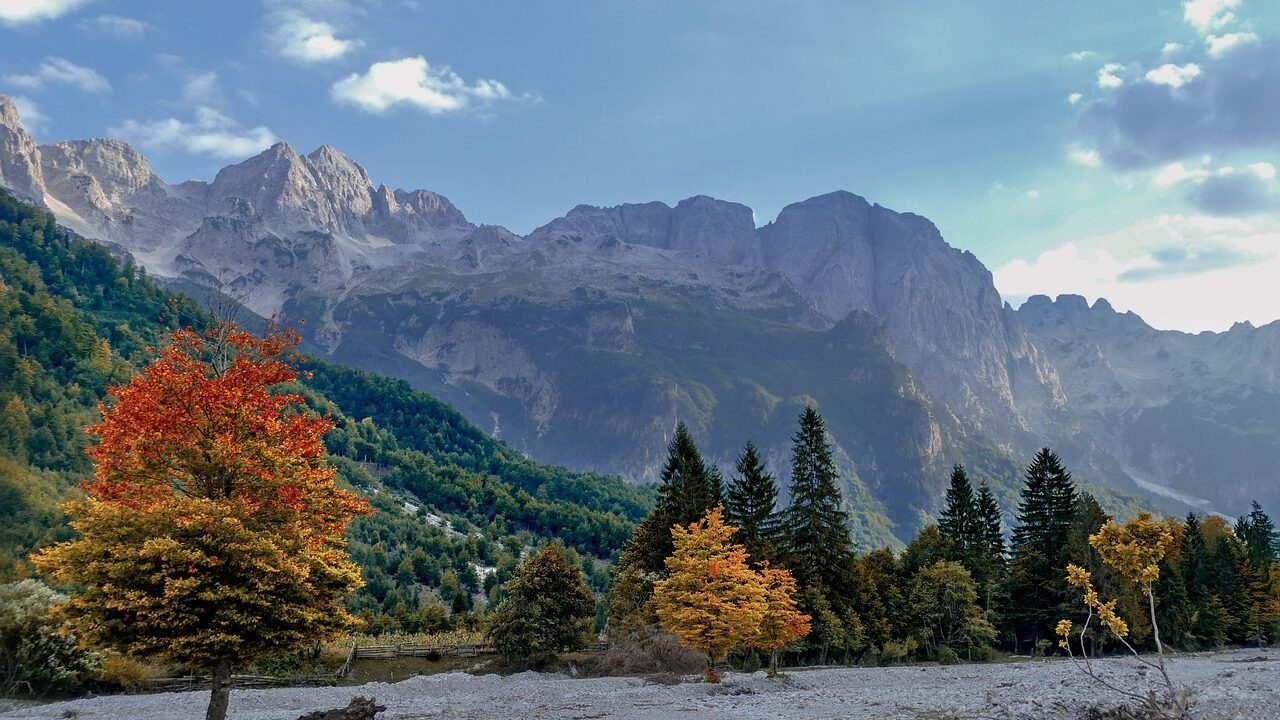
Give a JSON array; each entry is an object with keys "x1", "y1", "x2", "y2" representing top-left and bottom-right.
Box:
[{"x1": 0, "y1": 95, "x2": 45, "y2": 201}]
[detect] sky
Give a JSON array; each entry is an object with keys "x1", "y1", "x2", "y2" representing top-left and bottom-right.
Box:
[{"x1": 2, "y1": 0, "x2": 1279, "y2": 331}]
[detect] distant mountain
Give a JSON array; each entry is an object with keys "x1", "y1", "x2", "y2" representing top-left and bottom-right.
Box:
[
  {"x1": 0, "y1": 187, "x2": 649, "y2": 617},
  {"x1": 1018, "y1": 294, "x2": 1280, "y2": 513},
  {"x1": 10, "y1": 94, "x2": 1257, "y2": 545}
]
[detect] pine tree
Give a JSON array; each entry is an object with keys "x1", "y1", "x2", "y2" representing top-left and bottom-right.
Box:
[
  {"x1": 725, "y1": 441, "x2": 781, "y2": 566},
  {"x1": 1236, "y1": 501, "x2": 1278, "y2": 573},
  {"x1": 1007, "y1": 448, "x2": 1078, "y2": 651},
  {"x1": 938, "y1": 465, "x2": 979, "y2": 557},
  {"x1": 608, "y1": 422, "x2": 720, "y2": 630},
  {"x1": 781, "y1": 406, "x2": 852, "y2": 594},
  {"x1": 972, "y1": 481, "x2": 1006, "y2": 618}
]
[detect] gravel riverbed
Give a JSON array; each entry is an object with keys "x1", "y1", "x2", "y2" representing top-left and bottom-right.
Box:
[{"x1": 2, "y1": 648, "x2": 1274, "y2": 720}]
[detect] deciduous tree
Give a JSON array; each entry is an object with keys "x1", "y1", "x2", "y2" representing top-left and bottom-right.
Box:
[
  {"x1": 652, "y1": 507, "x2": 767, "y2": 682},
  {"x1": 34, "y1": 323, "x2": 369, "y2": 720},
  {"x1": 750, "y1": 564, "x2": 810, "y2": 677}
]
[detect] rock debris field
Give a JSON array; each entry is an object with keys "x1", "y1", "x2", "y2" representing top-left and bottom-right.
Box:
[{"x1": 1, "y1": 648, "x2": 1275, "y2": 720}]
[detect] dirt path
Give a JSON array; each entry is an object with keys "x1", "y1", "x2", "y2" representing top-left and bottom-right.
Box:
[{"x1": 2, "y1": 648, "x2": 1274, "y2": 719}]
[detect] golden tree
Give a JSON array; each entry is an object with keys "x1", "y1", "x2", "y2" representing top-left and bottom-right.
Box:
[
  {"x1": 652, "y1": 506, "x2": 767, "y2": 682},
  {"x1": 1057, "y1": 512, "x2": 1188, "y2": 718},
  {"x1": 750, "y1": 564, "x2": 810, "y2": 677},
  {"x1": 34, "y1": 323, "x2": 370, "y2": 720}
]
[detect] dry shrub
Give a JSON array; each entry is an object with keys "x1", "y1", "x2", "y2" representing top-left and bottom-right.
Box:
[
  {"x1": 96, "y1": 656, "x2": 164, "y2": 692},
  {"x1": 585, "y1": 631, "x2": 703, "y2": 680}
]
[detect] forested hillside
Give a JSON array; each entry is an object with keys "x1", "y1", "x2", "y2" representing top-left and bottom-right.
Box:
[{"x1": 0, "y1": 189, "x2": 651, "y2": 626}]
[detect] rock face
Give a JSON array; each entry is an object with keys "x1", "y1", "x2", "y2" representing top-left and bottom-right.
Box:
[
  {"x1": 1019, "y1": 295, "x2": 1280, "y2": 512},
  {"x1": 0, "y1": 97, "x2": 44, "y2": 202},
  {"x1": 7, "y1": 92, "x2": 1272, "y2": 539}
]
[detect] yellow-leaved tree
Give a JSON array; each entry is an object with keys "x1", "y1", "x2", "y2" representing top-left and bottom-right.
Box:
[
  {"x1": 750, "y1": 564, "x2": 811, "y2": 677},
  {"x1": 1057, "y1": 512, "x2": 1187, "y2": 719},
  {"x1": 652, "y1": 506, "x2": 767, "y2": 682},
  {"x1": 34, "y1": 323, "x2": 370, "y2": 720}
]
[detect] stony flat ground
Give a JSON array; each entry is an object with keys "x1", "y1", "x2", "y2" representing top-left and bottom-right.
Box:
[{"x1": 2, "y1": 648, "x2": 1274, "y2": 720}]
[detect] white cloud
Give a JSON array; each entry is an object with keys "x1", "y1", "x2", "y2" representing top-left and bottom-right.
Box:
[
  {"x1": 1066, "y1": 50, "x2": 1097, "y2": 61},
  {"x1": 1097, "y1": 63, "x2": 1125, "y2": 89},
  {"x1": 331, "y1": 56, "x2": 536, "y2": 116},
  {"x1": 1183, "y1": 0, "x2": 1240, "y2": 34},
  {"x1": 110, "y1": 107, "x2": 277, "y2": 159},
  {"x1": 85, "y1": 13, "x2": 145, "y2": 39},
  {"x1": 9, "y1": 95, "x2": 47, "y2": 132},
  {"x1": 994, "y1": 213, "x2": 1280, "y2": 331},
  {"x1": 274, "y1": 14, "x2": 359, "y2": 63},
  {"x1": 1247, "y1": 162, "x2": 1276, "y2": 180},
  {"x1": 1025, "y1": 189, "x2": 1041, "y2": 199},
  {"x1": 3, "y1": 56, "x2": 110, "y2": 93},
  {"x1": 1067, "y1": 92, "x2": 1083, "y2": 105},
  {"x1": 1206, "y1": 31, "x2": 1258, "y2": 57},
  {"x1": 1068, "y1": 149, "x2": 1102, "y2": 167},
  {"x1": 182, "y1": 71, "x2": 221, "y2": 105},
  {"x1": 1161, "y1": 42, "x2": 1184, "y2": 56},
  {"x1": 0, "y1": 0, "x2": 91, "y2": 25},
  {"x1": 1144, "y1": 63, "x2": 1202, "y2": 88},
  {"x1": 1152, "y1": 161, "x2": 1212, "y2": 188}
]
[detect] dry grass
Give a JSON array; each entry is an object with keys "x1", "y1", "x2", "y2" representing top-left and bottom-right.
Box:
[{"x1": 584, "y1": 632, "x2": 704, "y2": 680}]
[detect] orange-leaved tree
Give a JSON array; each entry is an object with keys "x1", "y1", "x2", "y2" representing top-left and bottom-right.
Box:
[
  {"x1": 751, "y1": 563, "x2": 810, "y2": 677},
  {"x1": 1057, "y1": 512, "x2": 1186, "y2": 719},
  {"x1": 652, "y1": 506, "x2": 767, "y2": 682},
  {"x1": 34, "y1": 323, "x2": 370, "y2": 720}
]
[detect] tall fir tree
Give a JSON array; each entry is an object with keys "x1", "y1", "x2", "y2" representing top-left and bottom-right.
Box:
[
  {"x1": 781, "y1": 406, "x2": 852, "y2": 596},
  {"x1": 1235, "y1": 501, "x2": 1278, "y2": 573},
  {"x1": 972, "y1": 480, "x2": 1006, "y2": 616},
  {"x1": 608, "y1": 422, "x2": 720, "y2": 630},
  {"x1": 938, "y1": 465, "x2": 980, "y2": 558},
  {"x1": 725, "y1": 441, "x2": 782, "y2": 566},
  {"x1": 1007, "y1": 448, "x2": 1079, "y2": 650}
]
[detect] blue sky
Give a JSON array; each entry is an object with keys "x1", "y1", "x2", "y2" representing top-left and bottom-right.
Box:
[{"x1": 2, "y1": 0, "x2": 1279, "y2": 330}]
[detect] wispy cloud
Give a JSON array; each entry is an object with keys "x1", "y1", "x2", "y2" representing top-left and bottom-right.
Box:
[
  {"x1": 331, "y1": 56, "x2": 538, "y2": 116},
  {"x1": 3, "y1": 56, "x2": 110, "y2": 93},
  {"x1": 110, "y1": 107, "x2": 278, "y2": 159},
  {"x1": 83, "y1": 13, "x2": 146, "y2": 39}
]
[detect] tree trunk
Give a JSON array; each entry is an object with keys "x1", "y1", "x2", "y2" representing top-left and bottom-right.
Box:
[
  {"x1": 703, "y1": 653, "x2": 720, "y2": 683},
  {"x1": 767, "y1": 649, "x2": 779, "y2": 678},
  {"x1": 206, "y1": 660, "x2": 232, "y2": 720}
]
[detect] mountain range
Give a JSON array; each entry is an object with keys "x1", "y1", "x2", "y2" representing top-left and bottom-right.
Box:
[{"x1": 3, "y1": 94, "x2": 1275, "y2": 545}]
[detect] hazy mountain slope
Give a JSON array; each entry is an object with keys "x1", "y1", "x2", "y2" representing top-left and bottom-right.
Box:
[
  {"x1": 0, "y1": 189, "x2": 649, "y2": 620},
  {"x1": 1018, "y1": 294, "x2": 1280, "y2": 512}
]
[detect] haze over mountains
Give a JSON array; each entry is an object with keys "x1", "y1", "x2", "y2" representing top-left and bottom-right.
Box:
[{"x1": 2, "y1": 94, "x2": 1275, "y2": 545}]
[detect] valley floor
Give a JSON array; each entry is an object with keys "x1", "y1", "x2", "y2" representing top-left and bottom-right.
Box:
[{"x1": 1, "y1": 648, "x2": 1275, "y2": 720}]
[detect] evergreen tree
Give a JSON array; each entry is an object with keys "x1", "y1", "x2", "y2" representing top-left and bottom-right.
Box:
[
  {"x1": 781, "y1": 406, "x2": 852, "y2": 594},
  {"x1": 1007, "y1": 448, "x2": 1078, "y2": 651},
  {"x1": 938, "y1": 464, "x2": 979, "y2": 558},
  {"x1": 975, "y1": 481, "x2": 1005, "y2": 561},
  {"x1": 725, "y1": 441, "x2": 781, "y2": 566},
  {"x1": 1236, "y1": 501, "x2": 1278, "y2": 572},
  {"x1": 488, "y1": 544, "x2": 596, "y2": 665},
  {"x1": 608, "y1": 422, "x2": 719, "y2": 630},
  {"x1": 972, "y1": 481, "x2": 1006, "y2": 616}
]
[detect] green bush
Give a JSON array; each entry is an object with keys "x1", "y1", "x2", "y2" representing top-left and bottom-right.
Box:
[{"x1": 0, "y1": 579, "x2": 100, "y2": 695}]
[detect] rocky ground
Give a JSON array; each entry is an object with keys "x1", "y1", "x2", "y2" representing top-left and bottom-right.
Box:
[{"x1": 1, "y1": 648, "x2": 1274, "y2": 720}]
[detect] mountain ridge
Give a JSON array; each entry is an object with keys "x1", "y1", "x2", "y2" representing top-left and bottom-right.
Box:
[{"x1": 4, "y1": 93, "x2": 1272, "y2": 537}]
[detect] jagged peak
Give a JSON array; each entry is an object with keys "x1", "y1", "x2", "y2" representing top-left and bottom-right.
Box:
[{"x1": 0, "y1": 95, "x2": 23, "y2": 128}]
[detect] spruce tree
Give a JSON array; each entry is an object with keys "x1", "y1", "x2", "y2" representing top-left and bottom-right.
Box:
[
  {"x1": 938, "y1": 464, "x2": 979, "y2": 558},
  {"x1": 781, "y1": 406, "x2": 852, "y2": 595},
  {"x1": 1235, "y1": 501, "x2": 1278, "y2": 572},
  {"x1": 973, "y1": 481, "x2": 1006, "y2": 616},
  {"x1": 608, "y1": 422, "x2": 719, "y2": 629},
  {"x1": 1007, "y1": 448, "x2": 1078, "y2": 651},
  {"x1": 975, "y1": 481, "x2": 1004, "y2": 561},
  {"x1": 725, "y1": 441, "x2": 781, "y2": 566}
]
